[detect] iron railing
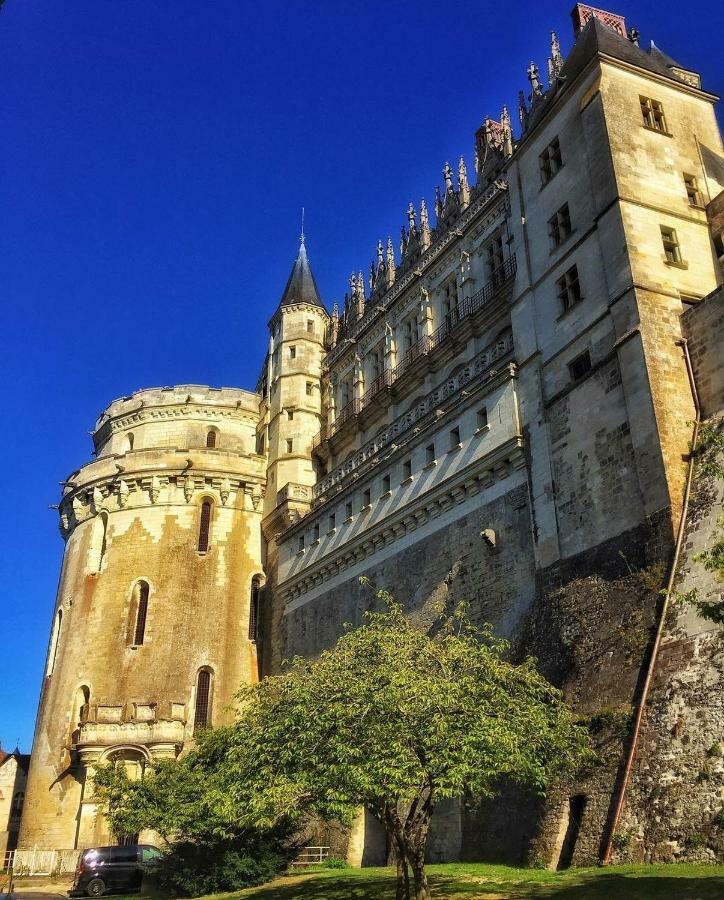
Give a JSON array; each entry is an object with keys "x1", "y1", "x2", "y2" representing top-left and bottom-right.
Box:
[{"x1": 313, "y1": 254, "x2": 516, "y2": 449}]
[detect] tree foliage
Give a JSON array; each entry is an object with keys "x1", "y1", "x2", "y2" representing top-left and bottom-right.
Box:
[{"x1": 98, "y1": 585, "x2": 592, "y2": 900}]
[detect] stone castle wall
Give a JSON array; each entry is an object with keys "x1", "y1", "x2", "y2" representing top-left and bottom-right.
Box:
[{"x1": 616, "y1": 286, "x2": 724, "y2": 863}]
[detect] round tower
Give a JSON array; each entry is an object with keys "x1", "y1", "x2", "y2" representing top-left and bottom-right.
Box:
[{"x1": 19, "y1": 385, "x2": 266, "y2": 849}]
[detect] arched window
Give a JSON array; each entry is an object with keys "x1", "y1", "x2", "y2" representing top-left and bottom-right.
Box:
[
  {"x1": 206, "y1": 430, "x2": 217, "y2": 448},
  {"x1": 47, "y1": 609, "x2": 63, "y2": 676},
  {"x1": 249, "y1": 575, "x2": 261, "y2": 642},
  {"x1": 88, "y1": 511, "x2": 108, "y2": 574},
  {"x1": 197, "y1": 500, "x2": 213, "y2": 552},
  {"x1": 67, "y1": 684, "x2": 90, "y2": 751},
  {"x1": 129, "y1": 581, "x2": 149, "y2": 646},
  {"x1": 193, "y1": 669, "x2": 212, "y2": 734},
  {"x1": 126, "y1": 432, "x2": 135, "y2": 451}
]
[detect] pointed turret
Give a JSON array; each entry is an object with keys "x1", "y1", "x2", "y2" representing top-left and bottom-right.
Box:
[{"x1": 277, "y1": 235, "x2": 325, "y2": 311}]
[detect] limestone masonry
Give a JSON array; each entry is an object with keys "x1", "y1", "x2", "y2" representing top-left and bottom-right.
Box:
[{"x1": 19, "y1": 4, "x2": 724, "y2": 867}]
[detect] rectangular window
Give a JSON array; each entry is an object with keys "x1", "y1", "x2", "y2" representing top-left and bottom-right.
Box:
[
  {"x1": 660, "y1": 226, "x2": 681, "y2": 263},
  {"x1": 477, "y1": 407, "x2": 488, "y2": 430},
  {"x1": 328, "y1": 513, "x2": 336, "y2": 532},
  {"x1": 313, "y1": 522, "x2": 320, "y2": 541},
  {"x1": 286, "y1": 438, "x2": 293, "y2": 453},
  {"x1": 306, "y1": 381, "x2": 314, "y2": 396},
  {"x1": 640, "y1": 96, "x2": 667, "y2": 133},
  {"x1": 426, "y1": 443, "x2": 435, "y2": 465},
  {"x1": 684, "y1": 174, "x2": 702, "y2": 208},
  {"x1": 382, "y1": 474, "x2": 391, "y2": 494},
  {"x1": 345, "y1": 501, "x2": 353, "y2": 519},
  {"x1": 548, "y1": 203, "x2": 572, "y2": 248},
  {"x1": 450, "y1": 426, "x2": 461, "y2": 449},
  {"x1": 403, "y1": 459, "x2": 412, "y2": 480},
  {"x1": 556, "y1": 264, "x2": 583, "y2": 313},
  {"x1": 289, "y1": 346, "x2": 296, "y2": 359},
  {"x1": 307, "y1": 319, "x2": 315, "y2": 333},
  {"x1": 568, "y1": 350, "x2": 592, "y2": 381},
  {"x1": 487, "y1": 234, "x2": 504, "y2": 281},
  {"x1": 539, "y1": 136, "x2": 563, "y2": 185},
  {"x1": 298, "y1": 535, "x2": 305, "y2": 552},
  {"x1": 363, "y1": 488, "x2": 371, "y2": 507}
]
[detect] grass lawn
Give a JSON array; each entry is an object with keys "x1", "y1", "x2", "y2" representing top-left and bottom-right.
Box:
[{"x1": 217, "y1": 862, "x2": 724, "y2": 899}]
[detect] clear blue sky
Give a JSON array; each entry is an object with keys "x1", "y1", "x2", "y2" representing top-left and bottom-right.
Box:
[{"x1": 1, "y1": 0, "x2": 721, "y2": 752}]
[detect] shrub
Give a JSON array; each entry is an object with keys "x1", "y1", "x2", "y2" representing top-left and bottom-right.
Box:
[
  {"x1": 147, "y1": 831, "x2": 296, "y2": 897},
  {"x1": 322, "y1": 857, "x2": 350, "y2": 869}
]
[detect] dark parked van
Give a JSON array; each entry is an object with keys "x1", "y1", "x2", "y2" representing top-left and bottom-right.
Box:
[{"x1": 70, "y1": 845, "x2": 163, "y2": 897}]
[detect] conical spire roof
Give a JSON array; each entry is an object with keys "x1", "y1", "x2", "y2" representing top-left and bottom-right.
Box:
[{"x1": 277, "y1": 236, "x2": 324, "y2": 310}]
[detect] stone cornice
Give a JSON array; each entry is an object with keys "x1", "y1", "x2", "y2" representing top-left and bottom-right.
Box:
[{"x1": 58, "y1": 450, "x2": 267, "y2": 536}]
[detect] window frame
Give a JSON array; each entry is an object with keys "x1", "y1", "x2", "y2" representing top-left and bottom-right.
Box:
[
  {"x1": 640, "y1": 95, "x2": 669, "y2": 134},
  {"x1": 556, "y1": 264, "x2": 583, "y2": 314},
  {"x1": 660, "y1": 225, "x2": 683, "y2": 264},
  {"x1": 548, "y1": 203, "x2": 572, "y2": 249},
  {"x1": 539, "y1": 136, "x2": 563, "y2": 187},
  {"x1": 683, "y1": 173, "x2": 703, "y2": 208},
  {"x1": 197, "y1": 500, "x2": 213, "y2": 553},
  {"x1": 131, "y1": 580, "x2": 150, "y2": 646},
  {"x1": 568, "y1": 350, "x2": 592, "y2": 382},
  {"x1": 193, "y1": 668, "x2": 213, "y2": 734}
]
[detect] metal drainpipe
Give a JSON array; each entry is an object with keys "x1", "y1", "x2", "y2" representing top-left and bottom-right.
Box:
[{"x1": 601, "y1": 337, "x2": 701, "y2": 864}]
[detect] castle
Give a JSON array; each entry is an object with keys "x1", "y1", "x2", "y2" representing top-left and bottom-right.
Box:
[{"x1": 18, "y1": 4, "x2": 724, "y2": 868}]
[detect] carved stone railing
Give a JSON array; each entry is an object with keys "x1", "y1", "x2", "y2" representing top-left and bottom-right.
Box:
[
  {"x1": 312, "y1": 254, "x2": 516, "y2": 450},
  {"x1": 313, "y1": 336, "x2": 515, "y2": 501},
  {"x1": 276, "y1": 482, "x2": 313, "y2": 506}
]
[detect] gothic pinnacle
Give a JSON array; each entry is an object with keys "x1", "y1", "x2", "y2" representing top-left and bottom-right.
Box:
[
  {"x1": 518, "y1": 90, "x2": 529, "y2": 130},
  {"x1": 407, "y1": 201, "x2": 417, "y2": 235},
  {"x1": 420, "y1": 198, "x2": 431, "y2": 250},
  {"x1": 434, "y1": 185, "x2": 443, "y2": 220},
  {"x1": 386, "y1": 236, "x2": 396, "y2": 287},
  {"x1": 527, "y1": 61, "x2": 543, "y2": 99},
  {"x1": 443, "y1": 161, "x2": 454, "y2": 196},
  {"x1": 458, "y1": 156, "x2": 470, "y2": 210},
  {"x1": 551, "y1": 30, "x2": 563, "y2": 73},
  {"x1": 501, "y1": 105, "x2": 513, "y2": 157}
]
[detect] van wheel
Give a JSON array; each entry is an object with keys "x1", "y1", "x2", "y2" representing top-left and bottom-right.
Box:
[{"x1": 86, "y1": 877, "x2": 106, "y2": 897}]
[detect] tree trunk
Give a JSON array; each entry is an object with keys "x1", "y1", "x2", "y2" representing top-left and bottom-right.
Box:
[
  {"x1": 403, "y1": 786, "x2": 434, "y2": 900},
  {"x1": 381, "y1": 803, "x2": 410, "y2": 900},
  {"x1": 410, "y1": 852, "x2": 431, "y2": 900}
]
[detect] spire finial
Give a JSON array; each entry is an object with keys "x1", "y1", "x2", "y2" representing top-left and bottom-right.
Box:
[{"x1": 300, "y1": 207, "x2": 305, "y2": 247}]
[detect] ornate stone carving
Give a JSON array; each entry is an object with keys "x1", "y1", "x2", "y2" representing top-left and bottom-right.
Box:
[
  {"x1": 117, "y1": 479, "x2": 130, "y2": 508},
  {"x1": 183, "y1": 475, "x2": 195, "y2": 503}
]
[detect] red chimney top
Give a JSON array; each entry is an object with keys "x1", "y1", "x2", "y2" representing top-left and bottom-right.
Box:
[{"x1": 571, "y1": 4, "x2": 626, "y2": 37}]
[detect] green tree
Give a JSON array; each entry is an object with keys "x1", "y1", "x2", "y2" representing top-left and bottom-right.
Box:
[{"x1": 98, "y1": 585, "x2": 591, "y2": 900}]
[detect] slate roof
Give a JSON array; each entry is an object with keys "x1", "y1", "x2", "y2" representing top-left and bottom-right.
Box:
[
  {"x1": 278, "y1": 239, "x2": 324, "y2": 310},
  {"x1": 526, "y1": 17, "x2": 704, "y2": 135},
  {"x1": 0, "y1": 749, "x2": 30, "y2": 772}
]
